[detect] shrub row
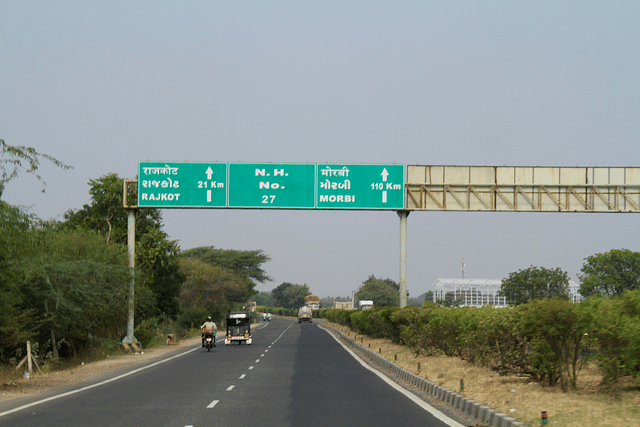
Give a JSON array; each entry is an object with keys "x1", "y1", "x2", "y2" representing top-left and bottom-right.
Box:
[
  {"x1": 256, "y1": 306, "x2": 298, "y2": 317},
  {"x1": 319, "y1": 291, "x2": 640, "y2": 391}
]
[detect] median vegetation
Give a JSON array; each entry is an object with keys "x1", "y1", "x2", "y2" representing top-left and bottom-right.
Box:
[{"x1": 316, "y1": 292, "x2": 640, "y2": 392}]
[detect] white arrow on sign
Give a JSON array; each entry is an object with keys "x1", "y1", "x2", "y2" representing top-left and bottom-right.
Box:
[
  {"x1": 381, "y1": 168, "x2": 389, "y2": 182},
  {"x1": 206, "y1": 167, "x2": 214, "y2": 180}
]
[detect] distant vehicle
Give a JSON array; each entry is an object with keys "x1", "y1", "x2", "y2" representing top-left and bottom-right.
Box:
[
  {"x1": 358, "y1": 300, "x2": 374, "y2": 310},
  {"x1": 304, "y1": 294, "x2": 321, "y2": 310},
  {"x1": 332, "y1": 301, "x2": 354, "y2": 310},
  {"x1": 225, "y1": 311, "x2": 252, "y2": 345},
  {"x1": 298, "y1": 305, "x2": 313, "y2": 323}
]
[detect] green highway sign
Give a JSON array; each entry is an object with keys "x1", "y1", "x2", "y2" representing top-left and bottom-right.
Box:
[
  {"x1": 228, "y1": 163, "x2": 316, "y2": 208},
  {"x1": 138, "y1": 162, "x2": 405, "y2": 210},
  {"x1": 138, "y1": 162, "x2": 227, "y2": 208},
  {"x1": 316, "y1": 164, "x2": 404, "y2": 210}
]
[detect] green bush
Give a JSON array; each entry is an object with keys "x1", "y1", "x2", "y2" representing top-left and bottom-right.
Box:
[
  {"x1": 134, "y1": 317, "x2": 160, "y2": 348},
  {"x1": 581, "y1": 290, "x2": 640, "y2": 385},
  {"x1": 177, "y1": 306, "x2": 209, "y2": 330},
  {"x1": 517, "y1": 299, "x2": 588, "y2": 390}
]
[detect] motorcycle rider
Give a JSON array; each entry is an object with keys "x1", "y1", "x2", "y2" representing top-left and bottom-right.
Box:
[{"x1": 201, "y1": 316, "x2": 217, "y2": 347}]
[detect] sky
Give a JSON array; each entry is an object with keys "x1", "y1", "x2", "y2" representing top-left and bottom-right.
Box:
[{"x1": 2, "y1": 1, "x2": 639, "y2": 299}]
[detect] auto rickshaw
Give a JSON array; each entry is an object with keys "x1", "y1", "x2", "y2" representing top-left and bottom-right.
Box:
[{"x1": 224, "y1": 311, "x2": 252, "y2": 345}]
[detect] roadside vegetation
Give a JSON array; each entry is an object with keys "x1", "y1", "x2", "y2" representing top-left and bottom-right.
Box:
[
  {"x1": 0, "y1": 140, "x2": 271, "y2": 380},
  {"x1": 317, "y1": 291, "x2": 640, "y2": 391}
]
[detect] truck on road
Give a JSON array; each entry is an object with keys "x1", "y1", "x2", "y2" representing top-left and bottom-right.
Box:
[
  {"x1": 358, "y1": 300, "x2": 374, "y2": 310},
  {"x1": 304, "y1": 294, "x2": 321, "y2": 310},
  {"x1": 298, "y1": 305, "x2": 313, "y2": 323}
]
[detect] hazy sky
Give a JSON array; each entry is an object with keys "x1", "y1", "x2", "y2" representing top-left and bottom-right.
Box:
[{"x1": 2, "y1": 1, "x2": 639, "y2": 298}]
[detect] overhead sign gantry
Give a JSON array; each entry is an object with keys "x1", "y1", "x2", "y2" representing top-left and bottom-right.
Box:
[{"x1": 121, "y1": 163, "x2": 639, "y2": 344}]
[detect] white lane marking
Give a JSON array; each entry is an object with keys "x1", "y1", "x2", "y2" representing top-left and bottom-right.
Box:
[
  {"x1": 207, "y1": 400, "x2": 219, "y2": 408},
  {"x1": 226, "y1": 385, "x2": 235, "y2": 391},
  {"x1": 249, "y1": 366, "x2": 254, "y2": 370},
  {"x1": 320, "y1": 325, "x2": 466, "y2": 427},
  {"x1": 261, "y1": 353, "x2": 265, "y2": 357},
  {"x1": 0, "y1": 345, "x2": 201, "y2": 418},
  {"x1": 239, "y1": 374, "x2": 246, "y2": 379},
  {"x1": 275, "y1": 322, "x2": 293, "y2": 341}
]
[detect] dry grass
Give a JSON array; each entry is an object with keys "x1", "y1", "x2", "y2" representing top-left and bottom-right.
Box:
[{"x1": 326, "y1": 322, "x2": 640, "y2": 427}]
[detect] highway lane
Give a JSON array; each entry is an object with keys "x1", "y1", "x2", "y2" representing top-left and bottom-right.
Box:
[{"x1": 1, "y1": 318, "x2": 462, "y2": 427}]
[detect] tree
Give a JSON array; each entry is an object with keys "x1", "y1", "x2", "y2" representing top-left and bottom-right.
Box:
[
  {"x1": 63, "y1": 173, "x2": 183, "y2": 317},
  {"x1": 177, "y1": 258, "x2": 246, "y2": 322},
  {"x1": 0, "y1": 140, "x2": 71, "y2": 360},
  {"x1": 356, "y1": 275, "x2": 401, "y2": 307},
  {"x1": 499, "y1": 266, "x2": 570, "y2": 306},
  {"x1": 578, "y1": 249, "x2": 640, "y2": 298},
  {"x1": 20, "y1": 227, "x2": 132, "y2": 357},
  {"x1": 0, "y1": 201, "x2": 38, "y2": 359},
  {"x1": 436, "y1": 291, "x2": 465, "y2": 307},
  {"x1": 253, "y1": 291, "x2": 276, "y2": 307},
  {"x1": 0, "y1": 139, "x2": 71, "y2": 198},
  {"x1": 271, "y1": 282, "x2": 310, "y2": 309},
  {"x1": 180, "y1": 246, "x2": 271, "y2": 299},
  {"x1": 408, "y1": 290, "x2": 434, "y2": 306}
]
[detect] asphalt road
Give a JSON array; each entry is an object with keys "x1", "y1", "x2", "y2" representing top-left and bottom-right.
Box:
[{"x1": 0, "y1": 318, "x2": 463, "y2": 427}]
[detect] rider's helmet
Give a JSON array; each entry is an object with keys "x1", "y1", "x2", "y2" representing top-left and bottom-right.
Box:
[{"x1": 207, "y1": 316, "x2": 212, "y2": 322}]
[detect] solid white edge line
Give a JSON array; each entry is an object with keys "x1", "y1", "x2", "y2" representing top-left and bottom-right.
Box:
[
  {"x1": 0, "y1": 346, "x2": 201, "y2": 418},
  {"x1": 321, "y1": 325, "x2": 465, "y2": 427}
]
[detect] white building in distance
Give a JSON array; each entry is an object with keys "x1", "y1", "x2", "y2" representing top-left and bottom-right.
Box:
[{"x1": 432, "y1": 279, "x2": 582, "y2": 307}]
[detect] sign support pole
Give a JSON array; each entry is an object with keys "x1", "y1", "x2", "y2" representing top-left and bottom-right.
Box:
[
  {"x1": 123, "y1": 208, "x2": 137, "y2": 344},
  {"x1": 398, "y1": 210, "x2": 410, "y2": 307}
]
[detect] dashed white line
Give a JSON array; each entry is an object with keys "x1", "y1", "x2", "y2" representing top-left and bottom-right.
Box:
[
  {"x1": 239, "y1": 374, "x2": 246, "y2": 379},
  {"x1": 255, "y1": 359, "x2": 260, "y2": 363},
  {"x1": 207, "y1": 400, "x2": 219, "y2": 408},
  {"x1": 249, "y1": 366, "x2": 254, "y2": 370},
  {"x1": 226, "y1": 385, "x2": 235, "y2": 391}
]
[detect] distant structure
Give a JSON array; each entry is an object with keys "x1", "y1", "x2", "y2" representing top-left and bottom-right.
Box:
[
  {"x1": 332, "y1": 301, "x2": 354, "y2": 310},
  {"x1": 432, "y1": 279, "x2": 582, "y2": 307}
]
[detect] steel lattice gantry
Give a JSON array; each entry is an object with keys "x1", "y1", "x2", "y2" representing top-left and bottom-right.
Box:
[{"x1": 405, "y1": 166, "x2": 640, "y2": 213}]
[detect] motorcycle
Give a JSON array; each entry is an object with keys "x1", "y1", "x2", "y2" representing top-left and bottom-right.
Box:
[{"x1": 203, "y1": 329, "x2": 217, "y2": 352}]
